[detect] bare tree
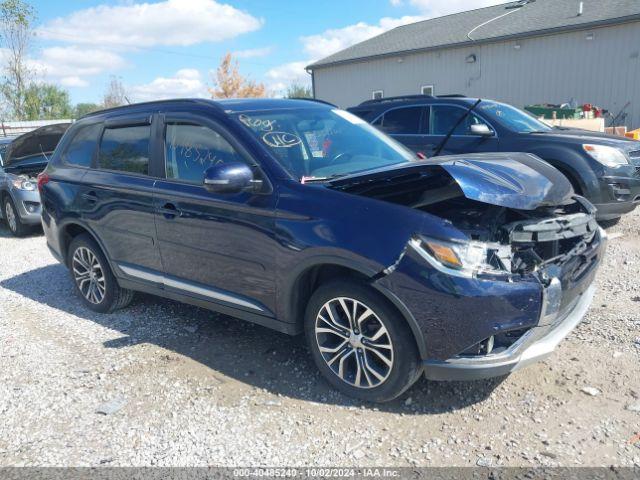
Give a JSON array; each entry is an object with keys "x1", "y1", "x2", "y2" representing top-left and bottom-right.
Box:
[
  {"x1": 0, "y1": 0, "x2": 36, "y2": 120},
  {"x1": 103, "y1": 75, "x2": 128, "y2": 108},
  {"x1": 209, "y1": 53, "x2": 266, "y2": 99}
]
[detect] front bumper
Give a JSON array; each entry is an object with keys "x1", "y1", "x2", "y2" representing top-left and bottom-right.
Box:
[
  {"x1": 422, "y1": 284, "x2": 595, "y2": 380},
  {"x1": 593, "y1": 173, "x2": 640, "y2": 220},
  {"x1": 10, "y1": 188, "x2": 42, "y2": 225}
]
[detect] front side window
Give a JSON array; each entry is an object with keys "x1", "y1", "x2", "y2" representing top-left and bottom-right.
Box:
[
  {"x1": 376, "y1": 107, "x2": 423, "y2": 135},
  {"x1": 165, "y1": 123, "x2": 246, "y2": 183},
  {"x1": 431, "y1": 106, "x2": 492, "y2": 136},
  {"x1": 98, "y1": 125, "x2": 150, "y2": 174},
  {"x1": 235, "y1": 108, "x2": 414, "y2": 180},
  {"x1": 61, "y1": 123, "x2": 102, "y2": 167}
]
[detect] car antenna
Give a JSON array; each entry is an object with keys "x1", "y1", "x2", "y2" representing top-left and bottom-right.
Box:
[
  {"x1": 39, "y1": 143, "x2": 50, "y2": 163},
  {"x1": 432, "y1": 98, "x2": 482, "y2": 157}
]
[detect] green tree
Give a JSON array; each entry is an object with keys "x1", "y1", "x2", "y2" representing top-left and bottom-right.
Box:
[
  {"x1": 75, "y1": 102, "x2": 101, "y2": 117},
  {"x1": 24, "y1": 83, "x2": 72, "y2": 120},
  {"x1": 0, "y1": 0, "x2": 36, "y2": 120},
  {"x1": 285, "y1": 83, "x2": 312, "y2": 99}
]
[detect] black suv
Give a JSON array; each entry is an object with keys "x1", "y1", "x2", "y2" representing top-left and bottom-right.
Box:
[
  {"x1": 39, "y1": 99, "x2": 604, "y2": 402},
  {"x1": 348, "y1": 95, "x2": 640, "y2": 222}
]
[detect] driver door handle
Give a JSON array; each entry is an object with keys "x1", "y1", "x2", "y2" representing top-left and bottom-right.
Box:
[{"x1": 158, "y1": 202, "x2": 181, "y2": 219}]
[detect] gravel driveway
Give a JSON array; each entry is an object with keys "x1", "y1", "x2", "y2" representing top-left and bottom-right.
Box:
[{"x1": 0, "y1": 211, "x2": 639, "y2": 467}]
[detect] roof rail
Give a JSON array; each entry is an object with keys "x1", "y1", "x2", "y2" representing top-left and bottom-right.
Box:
[
  {"x1": 79, "y1": 98, "x2": 226, "y2": 120},
  {"x1": 437, "y1": 94, "x2": 468, "y2": 98},
  {"x1": 359, "y1": 94, "x2": 434, "y2": 105},
  {"x1": 289, "y1": 97, "x2": 337, "y2": 107}
]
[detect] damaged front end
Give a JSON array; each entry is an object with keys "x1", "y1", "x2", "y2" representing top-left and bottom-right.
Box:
[{"x1": 329, "y1": 153, "x2": 606, "y2": 379}]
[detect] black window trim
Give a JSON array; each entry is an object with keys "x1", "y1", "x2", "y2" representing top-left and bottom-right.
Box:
[
  {"x1": 159, "y1": 112, "x2": 273, "y2": 194},
  {"x1": 59, "y1": 120, "x2": 103, "y2": 170},
  {"x1": 95, "y1": 118, "x2": 155, "y2": 178}
]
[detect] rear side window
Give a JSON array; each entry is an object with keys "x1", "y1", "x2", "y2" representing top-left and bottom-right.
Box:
[
  {"x1": 99, "y1": 125, "x2": 150, "y2": 175},
  {"x1": 61, "y1": 123, "x2": 102, "y2": 167},
  {"x1": 376, "y1": 107, "x2": 423, "y2": 135}
]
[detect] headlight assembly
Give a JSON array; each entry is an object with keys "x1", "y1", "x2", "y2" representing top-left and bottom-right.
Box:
[
  {"x1": 410, "y1": 237, "x2": 508, "y2": 278},
  {"x1": 582, "y1": 144, "x2": 629, "y2": 168},
  {"x1": 12, "y1": 177, "x2": 36, "y2": 191}
]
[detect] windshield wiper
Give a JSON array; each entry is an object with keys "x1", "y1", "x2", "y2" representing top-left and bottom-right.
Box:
[
  {"x1": 432, "y1": 98, "x2": 482, "y2": 157},
  {"x1": 301, "y1": 174, "x2": 344, "y2": 184}
]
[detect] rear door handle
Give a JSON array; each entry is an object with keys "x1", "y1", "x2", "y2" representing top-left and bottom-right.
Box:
[
  {"x1": 81, "y1": 191, "x2": 98, "y2": 204},
  {"x1": 158, "y1": 202, "x2": 181, "y2": 218}
]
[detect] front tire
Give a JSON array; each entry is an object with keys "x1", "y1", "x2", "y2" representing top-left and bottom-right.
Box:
[
  {"x1": 305, "y1": 280, "x2": 421, "y2": 402},
  {"x1": 68, "y1": 234, "x2": 134, "y2": 313},
  {"x1": 3, "y1": 196, "x2": 30, "y2": 237}
]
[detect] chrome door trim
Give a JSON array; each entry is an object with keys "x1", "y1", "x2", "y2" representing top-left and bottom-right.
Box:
[{"x1": 117, "y1": 263, "x2": 265, "y2": 312}]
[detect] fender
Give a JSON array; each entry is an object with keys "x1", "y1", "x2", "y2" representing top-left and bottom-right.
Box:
[
  {"x1": 526, "y1": 146, "x2": 597, "y2": 198},
  {"x1": 56, "y1": 218, "x2": 115, "y2": 270}
]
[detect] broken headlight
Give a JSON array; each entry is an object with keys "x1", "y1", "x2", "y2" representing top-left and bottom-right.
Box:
[{"x1": 410, "y1": 237, "x2": 509, "y2": 277}]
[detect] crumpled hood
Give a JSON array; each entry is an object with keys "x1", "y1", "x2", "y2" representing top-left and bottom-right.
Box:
[{"x1": 328, "y1": 152, "x2": 574, "y2": 210}]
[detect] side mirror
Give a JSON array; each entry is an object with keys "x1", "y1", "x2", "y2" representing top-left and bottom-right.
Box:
[
  {"x1": 470, "y1": 124, "x2": 493, "y2": 136},
  {"x1": 203, "y1": 162, "x2": 255, "y2": 194}
]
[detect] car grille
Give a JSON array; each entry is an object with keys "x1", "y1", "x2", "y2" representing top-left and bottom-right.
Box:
[{"x1": 629, "y1": 150, "x2": 640, "y2": 176}]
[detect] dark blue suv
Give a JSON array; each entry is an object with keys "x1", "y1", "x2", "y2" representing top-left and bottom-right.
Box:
[
  {"x1": 348, "y1": 95, "x2": 640, "y2": 222},
  {"x1": 39, "y1": 99, "x2": 605, "y2": 402}
]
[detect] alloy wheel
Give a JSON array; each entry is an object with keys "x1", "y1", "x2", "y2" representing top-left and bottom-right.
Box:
[
  {"x1": 314, "y1": 297, "x2": 394, "y2": 389},
  {"x1": 5, "y1": 201, "x2": 16, "y2": 233},
  {"x1": 72, "y1": 247, "x2": 106, "y2": 304}
]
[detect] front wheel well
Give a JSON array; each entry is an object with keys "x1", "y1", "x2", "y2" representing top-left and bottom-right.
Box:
[{"x1": 289, "y1": 263, "x2": 422, "y2": 355}]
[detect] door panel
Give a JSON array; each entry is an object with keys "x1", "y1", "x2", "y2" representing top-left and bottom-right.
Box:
[
  {"x1": 153, "y1": 115, "x2": 278, "y2": 315},
  {"x1": 80, "y1": 169, "x2": 161, "y2": 272}
]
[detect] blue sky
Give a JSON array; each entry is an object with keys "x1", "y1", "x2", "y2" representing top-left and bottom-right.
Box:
[{"x1": 24, "y1": 0, "x2": 499, "y2": 104}]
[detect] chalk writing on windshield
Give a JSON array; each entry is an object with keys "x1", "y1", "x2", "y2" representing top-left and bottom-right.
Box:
[
  {"x1": 262, "y1": 131, "x2": 302, "y2": 148},
  {"x1": 239, "y1": 114, "x2": 276, "y2": 132}
]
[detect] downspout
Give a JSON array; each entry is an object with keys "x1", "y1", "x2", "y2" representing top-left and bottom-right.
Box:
[{"x1": 306, "y1": 67, "x2": 316, "y2": 99}]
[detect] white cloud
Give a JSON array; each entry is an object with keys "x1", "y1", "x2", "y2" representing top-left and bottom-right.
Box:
[
  {"x1": 390, "y1": 0, "x2": 404, "y2": 6},
  {"x1": 266, "y1": 15, "x2": 422, "y2": 95},
  {"x1": 233, "y1": 46, "x2": 273, "y2": 58},
  {"x1": 58, "y1": 76, "x2": 90, "y2": 88},
  {"x1": 408, "y1": 0, "x2": 504, "y2": 17},
  {"x1": 266, "y1": 60, "x2": 312, "y2": 94},
  {"x1": 38, "y1": 0, "x2": 262, "y2": 49},
  {"x1": 129, "y1": 69, "x2": 209, "y2": 102},
  {"x1": 33, "y1": 46, "x2": 127, "y2": 78},
  {"x1": 300, "y1": 15, "x2": 424, "y2": 60}
]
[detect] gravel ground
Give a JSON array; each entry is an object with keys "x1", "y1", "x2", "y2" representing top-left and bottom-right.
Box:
[{"x1": 0, "y1": 210, "x2": 638, "y2": 468}]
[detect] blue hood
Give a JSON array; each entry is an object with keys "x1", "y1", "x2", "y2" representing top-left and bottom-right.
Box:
[{"x1": 329, "y1": 152, "x2": 574, "y2": 210}]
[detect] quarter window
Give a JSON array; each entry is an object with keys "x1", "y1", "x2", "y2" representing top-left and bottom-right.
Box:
[
  {"x1": 98, "y1": 125, "x2": 151, "y2": 174},
  {"x1": 377, "y1": 107, "x2": 423, "y2": 135},
  {"x1": 164, "y1": 123, "x2": 246, "y2": 183},
  {"x1": 61, "y1": 123, "x2": 102, "y2": 167},
  {"x1": 431, "y1": 106, "x2": 491, "y2": 136}
]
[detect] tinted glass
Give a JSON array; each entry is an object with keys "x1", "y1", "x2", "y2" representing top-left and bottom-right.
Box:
[
  {"x1": 431, "y1": 106, "x2": 491, "y2": 136},
  {"x1": 379, "y1": 107, "x2": 422, "y2": 135},
  {"x1": 478, "y1": 101, "x2": 552, "y2": 133},
  {"x1": 61, "y1": 123, "x2": 102, "y2": 167},
  {"x1": 99, "y1": 125, "x2": 150, "y2": 174},
  {"x1": 235, "y1": 108, "x2": 414, "y2": 180},
  {"x1": 0, "y1": 144, "x2": 7, "y2": 169},
  {"x1": 165, "y1": 123, "x2": 246, "y2": 183}
]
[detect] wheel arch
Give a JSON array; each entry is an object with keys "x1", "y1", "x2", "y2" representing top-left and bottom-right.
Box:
[
  {"x1": 283, "y1": 256, "x2": 427, "y2": 358},
  {"x1": 58, "y1": 221, "x2": 111, "y2": 268}
]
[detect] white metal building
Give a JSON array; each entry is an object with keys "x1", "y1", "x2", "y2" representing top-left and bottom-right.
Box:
[{"x1": 307, "y1": 0, "x2": 640, "y2": 129}]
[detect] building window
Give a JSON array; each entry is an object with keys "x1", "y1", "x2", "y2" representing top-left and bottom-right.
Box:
[
  {"x1": 372, "y1": 90, "x2": 384, "y2": 100},
  {"x1": 421, "y1": 85, "x2": 434, "y2": 96}
]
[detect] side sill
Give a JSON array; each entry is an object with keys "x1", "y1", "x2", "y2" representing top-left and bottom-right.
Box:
[{"x1": 117, "y1": 277, "x2": 301, "y2": 336}]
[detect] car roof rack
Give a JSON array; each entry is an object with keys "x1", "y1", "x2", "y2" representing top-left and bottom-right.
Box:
[
  {"x1": 437, "y1": 94, "x2": 468, "y2": 98},
  {"x1": 359, "y1": 94, "x2": 434, "y2": 106}
]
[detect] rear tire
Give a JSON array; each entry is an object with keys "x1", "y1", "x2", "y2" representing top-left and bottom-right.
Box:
[
  {"x1": 68, "y1": 234, "x2": 134, "y2": 313},
  {"x1": 305, "y1": 280, "x2": 421, "y2": 403},
  {"x1": 3, "y1": 196, "x2": 30, "y2": 237}
]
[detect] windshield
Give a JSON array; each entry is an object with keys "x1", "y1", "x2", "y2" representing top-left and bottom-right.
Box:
[
  {"x1": 234, "y1": 108, "x2": 415, "y2": 180},
  {"x1": 478, "y1": 101, "x2": 552, "y2": 133}
]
